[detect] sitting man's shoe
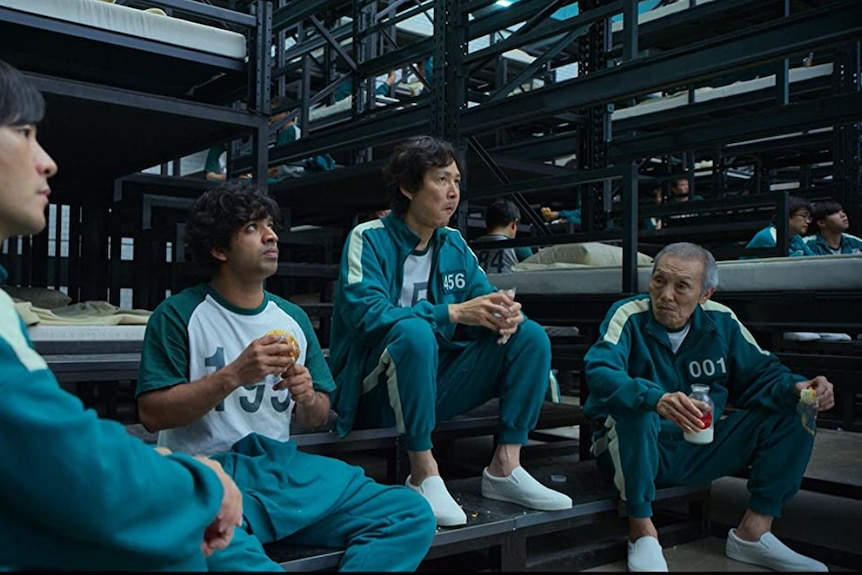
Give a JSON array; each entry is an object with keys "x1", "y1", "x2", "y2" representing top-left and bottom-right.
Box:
[
  {"x1": 405, "y1": 475, "x2": 466, "y2": 527},
  {"x1": 783, "y1": 332, "x2": 821, "y2": 342},
  {"x1": 627, "y1": 536, "x2": 668, "y2": 572},
  {"x1": 480, "y1": 466, "x2": 572, "y2": 511},
  {"x1": 725, "y1": 529, "x2": 828, "y2": 571},
  {"x1": 818, "y1": 332, "x2": 852, "y2": 342}
]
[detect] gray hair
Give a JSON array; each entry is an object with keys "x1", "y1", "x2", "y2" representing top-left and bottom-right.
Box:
[{"x1": 652, "y1": 242, "x2": 719, "y2": 294}]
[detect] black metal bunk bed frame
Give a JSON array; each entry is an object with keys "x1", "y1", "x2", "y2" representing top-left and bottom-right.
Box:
[
  {"x1": 5, "y1": 0, "x2": 859, "y2": 568},
  {"x1": 0, "y1": 0, "x2": 273, "y2": 305}
]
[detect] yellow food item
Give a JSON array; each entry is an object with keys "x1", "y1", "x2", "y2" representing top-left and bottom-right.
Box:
[
  {"x1": 265, "y1": 329, "x2": 300, "y2": 360},
  {"x1": 800, "y1": 388, "x2": 817, "y2": 405}
]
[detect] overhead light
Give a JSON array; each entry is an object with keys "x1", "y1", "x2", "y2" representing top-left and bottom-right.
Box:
[{"x1": 496, "y1": 0, "x2": 513, "y2": 6}]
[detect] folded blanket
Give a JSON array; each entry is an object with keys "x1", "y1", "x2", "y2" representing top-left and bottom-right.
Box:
[{"x1": 14, "y1": 300, "x2": 151, "y2": 326}]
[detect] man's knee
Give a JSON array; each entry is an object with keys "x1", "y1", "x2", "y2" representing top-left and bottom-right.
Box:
[
  {"x1": 762, "y1": 410, "x2": 816, "y2": 449},
  {"x1": 387, "y1": 318, "x2": 438, "y2": 360},
  {"x1": 510, "y1": 319, "x2": 551, "y2": 354},
  {"x1": 609, "y1": 410, "x2": 661, "y2": 440}
]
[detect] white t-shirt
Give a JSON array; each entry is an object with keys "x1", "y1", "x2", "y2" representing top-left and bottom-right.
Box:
[{"x1": 399, "y1": 246, "x2": 434, "y2": 307}]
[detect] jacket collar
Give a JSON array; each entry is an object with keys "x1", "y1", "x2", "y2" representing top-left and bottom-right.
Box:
[{"x1": 384, "y1": 213, "x2": 451, "y2": 252}]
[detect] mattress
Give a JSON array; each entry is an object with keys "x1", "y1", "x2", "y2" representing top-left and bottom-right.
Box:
[
  {"x1": 28, "y1": 324, "x2": 147, "y2": 343},
  {"x1": 487, "y1": 254, "x2": 862, "y2": 295},
  {"x1": 612, "y1": 64, "x2": 833, "y2": 121},
  {"x1": 0, "y1": 0, "x2": 247, "y2": 60}
]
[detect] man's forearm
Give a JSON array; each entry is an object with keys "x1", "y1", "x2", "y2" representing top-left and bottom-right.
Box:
[
  {"x1": 293, "y1": 391, "x2": 331, "y2": 430},
  {"x1": 138, "y1": 371, "x2": 239, "y2": 431}
]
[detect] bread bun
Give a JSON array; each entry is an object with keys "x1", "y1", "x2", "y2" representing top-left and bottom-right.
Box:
[{"x1": 265, "y1": 329, "x2": 300, "y2": 361}]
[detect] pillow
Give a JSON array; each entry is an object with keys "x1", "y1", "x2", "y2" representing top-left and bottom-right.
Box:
[
  {"x1": 521, "y1": 242, "x2": 653, "y2": 267},
  {"x1": 2, "y1": 285, "x2": 72, "y2": 309}
]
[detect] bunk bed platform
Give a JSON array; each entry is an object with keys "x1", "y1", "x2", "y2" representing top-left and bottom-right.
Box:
[
  {"x1": 0, "y1": 0, "x2": 254, "y2": 100},
  {"x1": 0, "y1": 0, "x2": 271, "y2": 199},
  {"x1": 0, "y1": 0, "x2": 247, "y2": 60},
  {"x1": 612, "y1": 63, "x2": 833, "y2": 122}
]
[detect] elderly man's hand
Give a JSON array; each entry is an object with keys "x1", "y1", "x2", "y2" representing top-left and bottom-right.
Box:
[
  {"x1": 795, "y1": 376, "x2": 835, "y2": 411},
  {"x1": 656, "y1": 391, "x2": 710, "y2": 434}
]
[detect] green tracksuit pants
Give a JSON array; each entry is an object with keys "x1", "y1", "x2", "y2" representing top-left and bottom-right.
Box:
[
  {"x1": 354, "y1": 317, "x2": 552, "y2": 452},
  {"x1": 593, "y1": 407, "x2": 815, "y2": 519},
  {"x1": 207, "y1": 433, "x2": 436, "y2": 571}
]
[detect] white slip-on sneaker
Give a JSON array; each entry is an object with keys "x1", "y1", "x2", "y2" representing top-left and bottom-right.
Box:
[
  {"x1": 725, "y1": 529, "x2": 828, "y2": 572},
  {"x1": 480, "y1": 466, "x2": 572, "y2": 511},
  {"x1": 405, "y1": 475, "x2": 466, "y2": 527},
  {"x1": 782, "y1": 332, "x2": 821, "y2": 342},
  {"x1": 627, "y1": 536, "x2": 668, "y2": 572},
  {"x1": 818, "y1": 332, "x2": 852, "y2": 342}
]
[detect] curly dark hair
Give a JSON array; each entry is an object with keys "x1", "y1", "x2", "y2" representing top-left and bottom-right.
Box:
[
  {"x1": 383, "y1": 135, "x2": 458, "y2": 217},
  {"x1": 185, "y1": 181, "x2": 282, "y2": 273}
]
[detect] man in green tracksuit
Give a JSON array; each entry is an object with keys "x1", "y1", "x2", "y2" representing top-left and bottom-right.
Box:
[
  {"x1": 741, "y1": 195, "x2": 816, "y2": 259},
  {"x1": 329, "y1": 135, "x2": 571, "y2": 528},
  {"x1": 584, "y1": 242, "x2": 834, "y2": 572},
  {"x1": 135, "y1": 183, "x2": 436, "y2": 571},
  {"x1": 804, "y1": 200, "x2": 862, "y2": 255},
  {"x1": 0, "y1": 58, "x2": 242, "y2": 571}
]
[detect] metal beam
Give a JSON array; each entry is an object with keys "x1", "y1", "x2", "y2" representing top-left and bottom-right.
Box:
[
  {"x1": 487, "y1": 25, "x2": 585, "y2": 103},
  {"x1": 25, "y1": 73, "x2": 263, "y2": 127},
  {"x1": 464, "y1": 2, "x2": 619, "y2": 70},
  {"x1": 466, "y1": 167, "x2": 621, "y2": 200},
  {"x1": 272, "y1": 0, "x2": 331, "y2": 32},
  {"x1": 467, "y1": 137, "x2": 552, "y2": 236},
  {"x1": 462, "y1": 0, "x2": 862, "y2": 134},
  {"x1": 489, "y1": 131, "x2": 581, "y2": 161},
  {"x1": 235, "y1": 103, "x2": 431, "y2": 170},
  {"x1": 148, "y1": 0, "x2": 256, "y2": 27},
  {"x1": 309, "y1": 15, "x2": 356, "y2": 72}
]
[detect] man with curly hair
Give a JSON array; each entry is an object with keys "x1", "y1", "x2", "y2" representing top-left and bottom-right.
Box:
[{"x1": 136, "y1": 182, "x2": 436, "y2": 571}]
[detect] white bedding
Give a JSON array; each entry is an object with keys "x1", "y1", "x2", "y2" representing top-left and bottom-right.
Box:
[
  {"x1": 0, "y1": 0, "x2": 247, "y2": 59},
  {"x1": 488, "y1": 254, "x2": 862, "y2": 295},
  {"x1": 612, "y1": 64, "x2": 833, "y2": 121}
]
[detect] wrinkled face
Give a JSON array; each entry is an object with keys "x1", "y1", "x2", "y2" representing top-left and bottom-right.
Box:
[
  {"x1": 789, "y1": 209, "x2": 811, "y2": 236},
  {"x1": 0, "y1": 123, "x2": 57, "y2": 241},
  {"x1": 820, "y1": 210, "x2": 849, "y2": 233},
  {"x1": 212, "y1": 217, "x2": 280, "y2": 280},
  {"x1": 648, "y1": 255, "x2": 713, "y2": 330},
  {"x1": 402, "y1": 161, "x2": 461, "y2": 233}
]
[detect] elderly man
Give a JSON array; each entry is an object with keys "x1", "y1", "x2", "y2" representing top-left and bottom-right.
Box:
[{"x1": 583, "y1": 242, "x2": 834, "y2": 572}]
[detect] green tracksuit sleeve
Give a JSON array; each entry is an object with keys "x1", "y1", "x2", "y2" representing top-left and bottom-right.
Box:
[
  {"x1": 583, "y1": 298, "x2": 668, "y2": 415},
  {"x1": 720, "y1": 312, "x2": 805, "y2": 413},
  {"x1": 1, "y1": 321, "x2": 223, "y2": 570},
  {"x1": 337, "y1": 227, "x2": 453, "y2": 346}
]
